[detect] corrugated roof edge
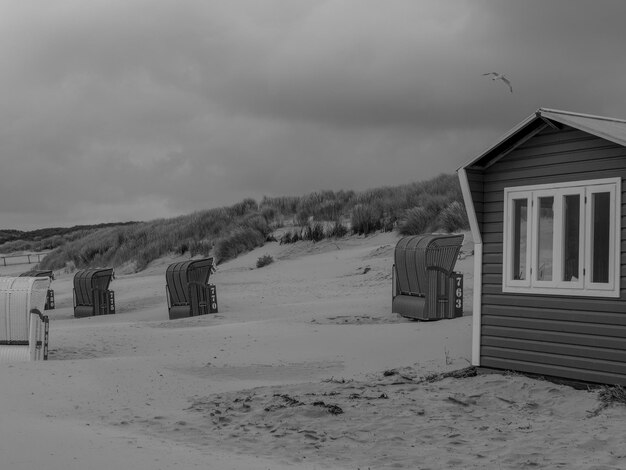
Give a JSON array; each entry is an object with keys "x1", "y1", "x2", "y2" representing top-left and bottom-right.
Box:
[
  {"x1": 457, "y1": 107, "x2": 626, "y2": 170},
  {"x1": 539, "y1": 107, "x2": 626, "y2": 124},
  {"x1": 539, "y1": 108, "x2": 626, "y2": 150}
]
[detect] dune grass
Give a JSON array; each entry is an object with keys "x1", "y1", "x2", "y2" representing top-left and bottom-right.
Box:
[
  {"x1": 38, "y1": 207, "x2": 270, "y2": 271},
  {"x1": 13, "y1": 172, "x2": 468, "y2": 273}
]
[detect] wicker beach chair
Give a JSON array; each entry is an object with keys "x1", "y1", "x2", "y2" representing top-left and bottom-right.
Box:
[
  {"x1": 166, "y1": 258, "x2": 217, "y2": 319},
  {"x1": 392, "y1": 234, "x2": 464, "y2": 320},
  {"x1": 0, "y1": 276, "x2": 50, "y2": 362},
  {"x1": 73, "y1": 268, "x2": 115, "y2": 317}
]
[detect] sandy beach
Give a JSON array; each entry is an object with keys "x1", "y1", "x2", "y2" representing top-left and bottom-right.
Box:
[{"x1": 1, "y1": 231, "x2": 625, "y2": 469}]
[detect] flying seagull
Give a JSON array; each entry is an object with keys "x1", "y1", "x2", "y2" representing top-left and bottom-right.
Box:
[{"x1": 483, "y1": 72, "x2": 513, "y2": 93}]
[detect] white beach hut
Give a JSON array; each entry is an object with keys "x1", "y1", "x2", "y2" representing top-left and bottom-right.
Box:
[{"x1": 0, "y1": 276, "x2": 51, "y2": 362}]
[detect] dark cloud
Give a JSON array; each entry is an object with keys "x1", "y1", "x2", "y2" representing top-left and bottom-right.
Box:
[{"x1": 1, "y1": 0, "x2": 626, "y2": 229}]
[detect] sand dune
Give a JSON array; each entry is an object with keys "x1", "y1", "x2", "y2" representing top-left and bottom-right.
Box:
[{"x1": 1, "y1": 231, "x2": 624, "y2": 469}]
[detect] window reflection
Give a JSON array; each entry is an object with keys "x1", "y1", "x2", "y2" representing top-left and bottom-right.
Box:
[
  {"x1": 591, "y1": 192, "x2": 610, "y2": 283},
  {"x1": 537, "y1": 197, "x2": 554, "y2": 281},
  {"x1": 513, "y1": 199, "x2": 527, "y2": 280},
  {"x1": 563, "y1": 195, "x2": 580, "y2": 281}
]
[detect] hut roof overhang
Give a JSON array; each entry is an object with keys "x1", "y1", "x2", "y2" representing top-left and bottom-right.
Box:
[{"x1": 459, "y1": 108, "x2": 626, "y2": 171}]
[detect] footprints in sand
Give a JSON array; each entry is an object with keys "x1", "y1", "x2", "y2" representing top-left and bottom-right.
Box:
[
  {"x1": 93, "y1": 368, "x2": 626, "y2": 469},
  {"x1": 165, "y1": 369, "x2": 486, "y2": 466},
  {"x1": 315, "y1": 313, "x2": 410, "y2": 324},
  {"x1": 49, "y1": 342, "x2": 115, "y2": 360}
]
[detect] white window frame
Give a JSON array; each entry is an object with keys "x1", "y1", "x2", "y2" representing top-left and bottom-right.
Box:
[
  {"x1": 503, "y1": 177, "x2": 621, "y2": 297},
  {"x1": 505, "y1": 191, "x2": 532, "y2": 288}
]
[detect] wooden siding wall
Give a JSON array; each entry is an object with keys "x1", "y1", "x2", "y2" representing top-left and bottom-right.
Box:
[{"x1": 477, "y1": 125, "x2": 626, "y2": 385}]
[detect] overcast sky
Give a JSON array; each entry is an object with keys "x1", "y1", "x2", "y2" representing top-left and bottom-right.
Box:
[{"x1": 2, "y1": 0, "x2": 626, "y2": 230}]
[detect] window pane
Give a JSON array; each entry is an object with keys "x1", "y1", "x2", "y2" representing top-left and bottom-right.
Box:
[
  {"x1": 591, "y1": 192, "x2": 611, "y2": 283},
  {"x1": 512, "y1": 199, "x2": 527, "y2": 280},
  {"x1": 563, "y1": 195, "x2": 580, "y2": 281},
  {"x1": 537, "y1": 196, "x2": 554, "y2": 281}
]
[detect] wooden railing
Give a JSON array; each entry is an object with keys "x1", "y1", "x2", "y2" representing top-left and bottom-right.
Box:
[{"x1": 0, "y1": 253, "x2": 50, "y2": 267}]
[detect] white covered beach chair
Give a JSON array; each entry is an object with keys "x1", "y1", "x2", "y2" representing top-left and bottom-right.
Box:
[{"x1": 0, "y1": 276, "x2": 50, "y2": 362}]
